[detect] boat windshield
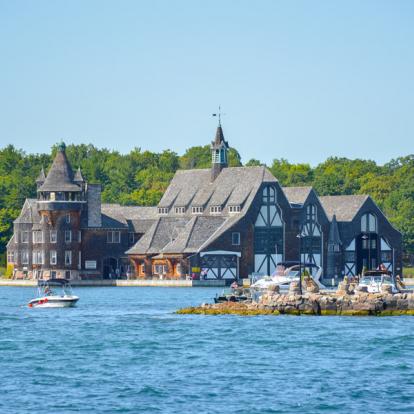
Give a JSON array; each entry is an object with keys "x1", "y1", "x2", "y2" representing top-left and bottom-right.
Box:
[
  {"x1": 382, "y1": 275, "x2": 393, "y2": 284},
  {"x1": 360, "y1": 276, "x2": 374, "y2": 284}
]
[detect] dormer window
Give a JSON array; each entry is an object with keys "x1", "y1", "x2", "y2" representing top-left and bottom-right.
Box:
[
  {"x1": 192, "y1": 206, "x2": 204, "y2": 214},
  {"x1": 174, "y1": 207, "x2": 185, "y2": 214},
  {"x1": 158, "y1": 207, "x2": 169, "y2": 215},
  {"x1": 210, "y1": 206, "x2": 222, "y2": 214},
  {"x1": 228, "y1": 205, "x2": 241, "y2": 214}
]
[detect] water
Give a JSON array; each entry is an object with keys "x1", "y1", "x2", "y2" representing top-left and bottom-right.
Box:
[{"x1": 1, "y1": 287, "x2": 413, "y2": 414}]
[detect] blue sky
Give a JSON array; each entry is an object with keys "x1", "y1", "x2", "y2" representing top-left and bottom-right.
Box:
[{"x1": 1, "y1": 0, "x2": 413, "y2": 165}]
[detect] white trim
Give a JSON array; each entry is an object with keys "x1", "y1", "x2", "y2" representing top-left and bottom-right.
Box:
[{"x1": 200, "y1": 250, "x2": 241, "y2": 258}]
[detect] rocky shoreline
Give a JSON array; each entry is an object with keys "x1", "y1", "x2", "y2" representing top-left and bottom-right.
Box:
[{"x1": 177, "y1": 280, "x2": 414, "y2": 316}]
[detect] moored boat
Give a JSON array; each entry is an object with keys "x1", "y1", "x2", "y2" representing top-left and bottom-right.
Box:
[{"x1": 357, "y1": 270, "x2": 398, "y2": 294}]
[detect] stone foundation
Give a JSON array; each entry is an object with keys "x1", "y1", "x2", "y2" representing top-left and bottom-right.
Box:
[{"x1": 177, "y1": 291, "x2": 414, "y2": 316}]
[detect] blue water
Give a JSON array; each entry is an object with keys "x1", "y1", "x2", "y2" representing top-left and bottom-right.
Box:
[{"x1": 0, "y1": 287, "x2": 413, "y2": 414}]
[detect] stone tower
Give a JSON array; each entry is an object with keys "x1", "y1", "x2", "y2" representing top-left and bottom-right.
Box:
[
  {"x1": 210, "y1": 122, "x2": 229, "y2": 181},
  {"x1": 35, "y1": 142, "x2": 85, "y2": 279}
]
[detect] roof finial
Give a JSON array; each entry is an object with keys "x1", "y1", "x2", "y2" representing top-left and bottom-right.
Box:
[
  {"x1": 57, "y1": 141, "x2": 66, "y2": 152},
  {"x1": 212, "y1": 105, "x2": 225, "y2": 126}
]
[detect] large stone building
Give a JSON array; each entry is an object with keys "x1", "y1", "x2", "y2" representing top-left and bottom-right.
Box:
[{"x1": 7, "y1": 127, "x2": 403, "y2": 281}]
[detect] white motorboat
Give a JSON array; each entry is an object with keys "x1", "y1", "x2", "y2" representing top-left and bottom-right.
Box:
[
  {"x1": 358, "y1": 270, "x2": 398, "y2": 294},
  {"x1": 251, "y1": 261, "x2": 325, "y2": 290},
  {"x1": 28, "y1": 279, "x2": 79, "y2": 308}
]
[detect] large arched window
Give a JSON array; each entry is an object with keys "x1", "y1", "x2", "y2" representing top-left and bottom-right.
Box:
[{"x1": 361, "y1": 213, "x2": 377, "y2": 233}]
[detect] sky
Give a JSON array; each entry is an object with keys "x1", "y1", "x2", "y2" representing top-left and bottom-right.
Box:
[{"x1": 0, "y1": 0, "x2": 413, "y2": 166}]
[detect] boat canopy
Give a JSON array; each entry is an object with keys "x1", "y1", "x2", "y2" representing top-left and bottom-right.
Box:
[{"x1": 276, "y1": 261, "x2": 319, "y2": 268}]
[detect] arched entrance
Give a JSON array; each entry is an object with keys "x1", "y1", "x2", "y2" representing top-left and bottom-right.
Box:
[{"x1": 103, "y1": 257, "x2": 118, "y2": 279}]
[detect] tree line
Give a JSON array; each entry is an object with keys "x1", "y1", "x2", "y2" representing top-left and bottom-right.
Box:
[{"x1": 1, "y1": 143, "x2": 413, "y2": 264}]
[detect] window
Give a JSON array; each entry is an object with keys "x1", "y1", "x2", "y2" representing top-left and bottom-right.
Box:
[
  {"x1": 229, "y1": 205, "x2": 241, "y2": 213},
  {"x1": 7, "y1": 251, "x2": 15, "y2": 263},
  {"x1": 232, "y1": 232, "x2": 241, "y2": 246},
  {"x1": 32, "y1": 251, "x2": 44, "y2": 265},
  {"x1": 129, "y1": 233, "x2": 135, "y2": 244},
  {"x1": 192, "y1": 206, "x2": 204, "y2": 214},
  {"x1": 21, "y1": 250, "x2": 29, "y2": 264},
  {"x1": 65, "y1": 251, "x2": 72, "y2": 266},
  {"x1": 174, "y1": 207, "x2": 185, "y2": 214},
  {"x1": 212, "y1": 149, "x2": 220, "y2": 163},
  {"x1": 14, "y1": 233, "x2": 18, "y2": 243},
  {"x1": 50, "y1": 230, "x2": 57, "y2": 243},
  {"x1": 158, "y1": 207, "x2": 169, "y2": 215},
  {"x1": 50, "y1": 250, "x2": 57, "y2": 265},
  {"x1": 153, "y1": 264, "x2": 168, "y2": 275},
  {"x1": 210, "y1": 206, "x2": 222, "y2": 214},
  {"x1": 306, "y1": 204, "x2": 317, "y2": 222},
  {"x1": 78, "y1": 252, "x2": 81, "y2": 269},
  {"x1": 21, "y1": 231, "x2": 29, "y2": 243},
  {"x1": 107, "y1": 231, "x2": 121, "y2": 243},
  {"x1": 262, "y1": 186, "x2": 276, "y2": 203},
  {"x1": 32, "y1": 231, "x2": 44, "y2": 244},
  {"x1": 140, "y1": 264, "x2": 145, "y2": 274},
  {"x1": 66, "y1": 214, "x2": 71, "y2": 224},
  {"x1": 78, "y1": 231, "x2": 82, "y2": 242},
  {"x1": 344, "y1": 252, "x2": 356, "y2": 262},
  {"x1": 381, "y1": 251, "x2": 392, "y2": 262},
  {"x1": 65, "y1": 230, "x2": 72, "y2": 243},
  {"x1": 361, "y1": 213, "x2": 377, "y2": 233}
]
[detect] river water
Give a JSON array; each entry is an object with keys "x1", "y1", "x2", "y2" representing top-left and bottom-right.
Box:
[{"x1": 0, "y1": 287, "x2": 413, "y2": 414}]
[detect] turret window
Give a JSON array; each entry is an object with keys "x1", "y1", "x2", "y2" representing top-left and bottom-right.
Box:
[
  {"x1": 174, "y1": 207, "x2": 185, "y2": 214},
  {"x1": 50, "y1": 230, "x2": 57, "y2": 243},
  {"x1": 21, "y1": 250, "x2": 29, "y2": 264},
  {"x1": 50, "y1": 251, "x2": 57, "y2": 265},
  {"x1": 65, "y1": 251, "x2": 72, "y2": 266},
  {"x1": 212, "y1": 149, "x2": 220, "y2": 163},
  {"x1": 33, "y1": 250, "x2": 44, "y2": 265},
  {"x1": 21, "y1": 231, "x2": 29, "y2": 243},
  {"x1": 65, "y1": 230, "x2": 72, "y2": 243},
  {"x1": 33, "y1": 231, "x2": 44, "y2": 244}
]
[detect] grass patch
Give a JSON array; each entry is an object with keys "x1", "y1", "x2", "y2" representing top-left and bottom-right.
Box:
[{"x1": 403, "y1": 267, "x2": 414, "y2": 278}]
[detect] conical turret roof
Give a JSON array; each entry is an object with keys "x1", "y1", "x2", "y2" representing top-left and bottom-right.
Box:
[
  {"x1": 35, "y1": 167, "x2": 46, "y2": 184},
  {"x1": 38, "y1": 144, "x2": 82, "y2": 192},
  {"x1": 328, "y1": 214, "x2": 342, "y2": 245},
  {"x1": 74, "y1": 166, "x2": 85, "y2": 183}
]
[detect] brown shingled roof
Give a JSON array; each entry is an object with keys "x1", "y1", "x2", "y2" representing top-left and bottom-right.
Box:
[{"x1": 319, "y1": 195, "x2": 369, "y2": 221}]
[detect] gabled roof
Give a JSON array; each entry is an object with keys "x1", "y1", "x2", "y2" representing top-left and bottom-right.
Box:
[
  {"x1": 100, "y1": 204, "x2": 158, "y2": 230},
  {"x1": 319, "y1": 195, "x2": 369, "y2": 221},
  {"x1": 14, "y1": 199, "x2": 41, "y2": 224},
  {"x1": 282, "y1": 186, "x2": 313, "y2": 206},
  {"x1": 38, "y1": 147, "x2": 81, "y2": 192},
  {"x1": 158, "y1": 166, "x2": 276, "y2": 211},
  {"x1": 128, "y1": 165, "x2": 277, "y2": 256}
]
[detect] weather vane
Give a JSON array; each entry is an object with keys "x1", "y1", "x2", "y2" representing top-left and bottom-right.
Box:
[{"x1": 212, "y1": 106, "x2": 225, "y2": 125}]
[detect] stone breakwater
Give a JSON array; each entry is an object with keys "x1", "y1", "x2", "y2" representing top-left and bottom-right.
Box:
[{"x1": 177, "y1": 291, "x2": 414, "y2": 316}]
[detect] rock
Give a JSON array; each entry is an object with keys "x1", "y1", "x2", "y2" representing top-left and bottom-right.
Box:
[
  {"x1": 355, "y1": 285, "x2": 368, "y2": 293},
  {"x1": 381, "y1": 284, "x2": 393, "y2": 294},
  {"x1": 289, "y1": 281, "x2": 302, "y2": 295},
  {"x1": 303, "y1": 275, "x2": 320, "y2": 293},
  {"x1": 268, "y1": 284, "x2": 280, "y2": 293}
]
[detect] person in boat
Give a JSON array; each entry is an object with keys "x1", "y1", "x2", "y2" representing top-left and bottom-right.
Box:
[{"x1": 44, "y1": 286, "x2": 53, "y2": 296}]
